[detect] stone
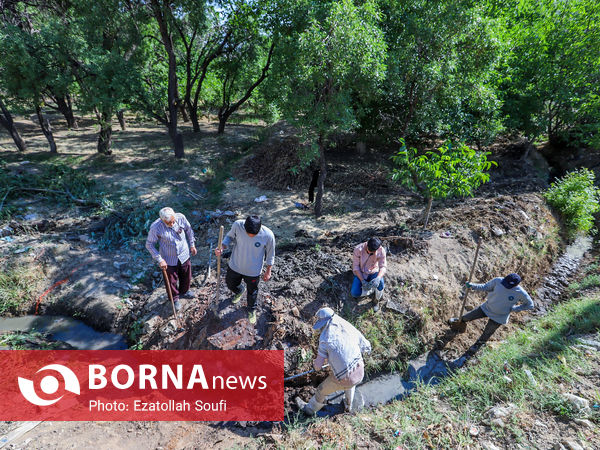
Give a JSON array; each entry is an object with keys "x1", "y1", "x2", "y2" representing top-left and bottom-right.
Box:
[
  {"x1": 562, "y1": 393, "x2": 590, "y2": 411},
  {"x1": 0, "y1": 225, "x2": 14, "y2": 237},
  {"x1": 485, "y1": 403, "x2": 516, "y2": 419},
  {"x1": 469, "y1": 425, "x2": 479, "y2": 436},
  {"x1": 490, "y1": 418, "x2": 505, "y2": 428},
  {"x1": 143, "y1": 316, "x2": 162, "y2": 334},
  {"x1": 481, "y1": 442, "x2": 502, "y2": 450},
  {"x1": 572, "y1": 418, "x2": 593, "y2": 428},
  {"x1": 561, "y1": 440, "x2": 584, "y2": 450},
  {"x1": 518, "y1": 210, "x2": 530, "y2": 220},
  {"x1": 291, "y1": 306, "x2": 300, "y2": 317},
  {"x1": 502, "y1": 375, "x2": 513, "y2": 384},
  {"x1": 386, "y1": 299, "x2": 408, "y2": 314},
  {"x1": 23, "y1": 213, "x2": 38, "y2": 221},
  {"x1": 491, "y1": 226, "x2": 505, "y2": 237},
  {"x1": 78, "y1": 234, "x2": 94, "y2": 244}
]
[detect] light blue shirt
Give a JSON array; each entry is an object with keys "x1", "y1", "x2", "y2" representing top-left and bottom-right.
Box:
[
  {"x1": 145, "y1": 213, "x2": 195, "y2": 266},
  {"x1": 471, "y1": 277, "x2": 534, "y2": 324},
  {"x1": 222, "y1": 220, "x2": 275, "y2": 277}
]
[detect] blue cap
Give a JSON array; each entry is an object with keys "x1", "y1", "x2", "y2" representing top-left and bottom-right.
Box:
[
  {"x1": 313, "y1": 307, "x2": 334, "y2": 330},
  {"x1": 501, "y1": 273, "x2": 521, "y2": 289}
]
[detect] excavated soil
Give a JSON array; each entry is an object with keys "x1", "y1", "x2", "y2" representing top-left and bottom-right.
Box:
[{"x1": 134, "y1": 138, "x2": 562, "y2": 414}]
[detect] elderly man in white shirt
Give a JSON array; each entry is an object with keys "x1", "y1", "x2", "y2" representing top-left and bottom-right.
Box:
[{"x1": 146, "y1": 207, "x2": 197, "y2": 310}]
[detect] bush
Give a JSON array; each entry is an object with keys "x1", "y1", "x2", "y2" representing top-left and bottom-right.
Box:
[{"x1": 544, "y1": 168, "x2": 600, "y2": 237}]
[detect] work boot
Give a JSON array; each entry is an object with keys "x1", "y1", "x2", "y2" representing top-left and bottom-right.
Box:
[
  {"x1": 375, "y1": 287, "x2": 384, "y2": 301},
  {"x1": 248, "y1": 308, "x2": 257, "y2": 325},
  {"x1": 232, "y1": 284, "x2": 246, "y2": 304},
  {"x1": 372, "y1": 300, "x2": 380, "y2": 312},
  {"x1": 295, "y1": 396, "x2": 325, "y2": 416},
  {"x1": 173, "y1": 299, "x2": 181, "y2": 311},
  {"x1": 181, "y1": 290, "x2": 195, "y2": 299}
]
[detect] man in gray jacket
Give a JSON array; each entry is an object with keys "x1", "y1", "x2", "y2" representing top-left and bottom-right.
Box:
[
  {"x1": 449, "y1": 273, "x2": 534, "y2": 354},
  {"x1": 214, "y1": 215, "x2": 275, "y2": 324},
  {"x1": 296, "y1": 307, "x2": 371, "y2": 415}
]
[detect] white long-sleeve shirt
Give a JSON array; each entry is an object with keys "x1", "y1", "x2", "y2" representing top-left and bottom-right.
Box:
[
  {"x1": 314, "y1": 314, "x2": 371, "y2": 382},
  {"x1": 471, "y1": 277, "x2": 534, "y2": 324}
]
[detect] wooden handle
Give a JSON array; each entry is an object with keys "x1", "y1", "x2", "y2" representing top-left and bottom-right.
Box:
[
  {"x1": 161, "y1": 266, "x2": 174, "y2": 303},
  {"x1": 216, "y1": 225, "x2": 224, "y2": 278},
  {"x1": 458, "y1": 237, "x2": 482, "y2": 319}
]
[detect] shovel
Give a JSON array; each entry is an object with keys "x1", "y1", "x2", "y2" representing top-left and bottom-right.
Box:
[
  {"x1": 284, "y1": 364, "x2": 329, "y2": 382},
  {"x1": 161, "y1": 266, "x2": 184, "y2": 331},
  {"x1": 211, "y1": 225, "x2": 224, "y2": 313},
  {"x1": 450, "y1": 237, "x2": 482, "y2": 333}
]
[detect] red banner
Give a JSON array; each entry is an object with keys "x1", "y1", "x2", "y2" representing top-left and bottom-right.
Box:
[{"x1": 0, "y1": 350, "x2": 283, "y2": 421}]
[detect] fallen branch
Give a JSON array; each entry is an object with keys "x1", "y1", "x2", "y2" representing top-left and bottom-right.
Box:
[
  {"x1": 166, "y1": 180, "x2": 204, "y2": 200},
  {"x1": 11, "y1": 187, "x2": 116, "y2": 212},
  {"x1": 0, "y1": 188, "x2": 13, "y2": 214}
]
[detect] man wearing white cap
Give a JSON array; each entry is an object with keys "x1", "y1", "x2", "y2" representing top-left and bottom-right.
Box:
[{"x1": 295, "y1": 307, "x2": 371, "y2": 415}]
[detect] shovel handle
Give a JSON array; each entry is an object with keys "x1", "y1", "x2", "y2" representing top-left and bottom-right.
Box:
[
  {"x1": 161, "y1": 266, "x2": 183, "y2": 329},
  {"x1": 216, "y1": 226, "x2": 224, "y2": 279},
  {"x1": 457, "y1": 237, "x2": 482, "y2": 319}
]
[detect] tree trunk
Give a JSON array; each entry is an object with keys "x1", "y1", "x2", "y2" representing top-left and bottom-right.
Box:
[
  {"x1": 117, "y1": 109, "x2": 126, "y2": 131},
  {"x1": 314, "y1": 136, "x2": 327, "y2": 218},
  {"x1": 423, "y1": 196, "x2": 433, "y2": 229},
  {"x1": 55, "y1": 94, "x2": 78, "y2": 129},
  {"x1": 179, "y1": 104, "x2": 189, "y2": 122},
  {"x1": 188, "y1": 103, "x2": 200, "y2": 132},
  {"x1": 151, "y1": 0, "x2": 184, "y2": 158},
  {"x1": 97, "y1": 110, "x2": 113, "y2": 155},
  {"x1": 0, "y1": 98, "x2": 27, "y2": 152},
  {"x1": 217, "y1": 111, "x2": 229, "y2": 134},
  {"x1": 35, "y1": 105, "x2": 57, "y2": 153}
]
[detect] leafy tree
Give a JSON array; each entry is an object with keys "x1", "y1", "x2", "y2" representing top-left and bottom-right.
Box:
[
  {"x1": 391, "y1": 139, "x2": 496, "y2": 228},
  {"x1": 214, "y1": 20, "x2": 275, "y2": 133},
  {"x1": 494, "y1": 0, "x2": 600, "y2": 146},
  {"x1": 271, "y1": 0, "x2": 386, "y2": 217},
  {"x1": 364, "y1": 0, "x2": 505, "y2": 146},
  {"x1": 544, "y1": 168, "x2": 600, "y2": 237},
  {"x1": 172, "y1": 0, "x2": 232, "y2": 132},
  {"x1": 0, "y1": 21, "x2": 61, "y2": 152},
  {"x1": 149, "y1": 0, "x2": 186, "y2": 157},
  {"x1": 69, "y1": 0, "x2": 146, "y2": 154}
]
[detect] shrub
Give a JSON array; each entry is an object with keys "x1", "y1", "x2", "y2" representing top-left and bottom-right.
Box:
[
  {"x1": 544, "y1": 168, "x2": 600, "y2": 237},
  {"x1": 391, "y1": 139, "x2": 496, "y2": 227}
]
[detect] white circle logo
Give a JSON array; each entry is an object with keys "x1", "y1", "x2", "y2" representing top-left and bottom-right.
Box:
[{"x1": 18, "y1": 364, "x2": 81, "y2": 406}]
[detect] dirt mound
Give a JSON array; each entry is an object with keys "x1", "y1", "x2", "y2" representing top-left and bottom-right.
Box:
[{"x1": 237, "y1": 122, "x2": 314, "y2": 190}]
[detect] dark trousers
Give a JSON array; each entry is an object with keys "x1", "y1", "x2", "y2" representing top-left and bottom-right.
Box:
[
  {"x1": 226, "y1": 266, "x2": 259, "y2": 309},
  {"x1": 166, "y1": 258, "x2": 191, "y2": 301},
  {"x1": 462, "y1": 306, "x2": 502, "y2": 347}
]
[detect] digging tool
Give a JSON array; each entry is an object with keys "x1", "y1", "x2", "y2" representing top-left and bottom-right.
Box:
[
  {"x1": 211, "y1": 225, "x2": 224, "y2": 313},
  {"x1": 284, "y1": 364, "x2": 329, "y2": 382},
  {"x1": 450, "y1": 237, "x2": 482, "y2": 333},
  {"x1": 161, "y1": 266, "x2": 184, "y2": 331}
]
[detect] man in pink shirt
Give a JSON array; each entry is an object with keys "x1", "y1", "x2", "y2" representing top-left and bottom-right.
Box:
[{"x1": 351, "y1": 237, "x2": 387, "y2": 310}]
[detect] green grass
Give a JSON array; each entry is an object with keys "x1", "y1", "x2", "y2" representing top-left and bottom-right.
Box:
[
  {"x1": 348, "y1": 308, "x2": 424, "y2": 375},
  {"x1": 569, "y1": 274, "x2": 600, "y2": 293},
  {"x1": 0, "y1": 331, "x2": 64, "y2": 349},
  {"x1": 282, "y1": 292, "x2": 600, "y2": 449},
  {"x1": 0, "y1": 264, "x2": 42, "y2": 314}
]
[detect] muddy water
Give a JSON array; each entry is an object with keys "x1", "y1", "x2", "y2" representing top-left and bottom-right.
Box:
[
  {"x1": 319, "y1": 235, "x2": 594, "y2": 416},
  {"x1": 0, "y1": 315, "x2": 127, "y2": 350}
]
